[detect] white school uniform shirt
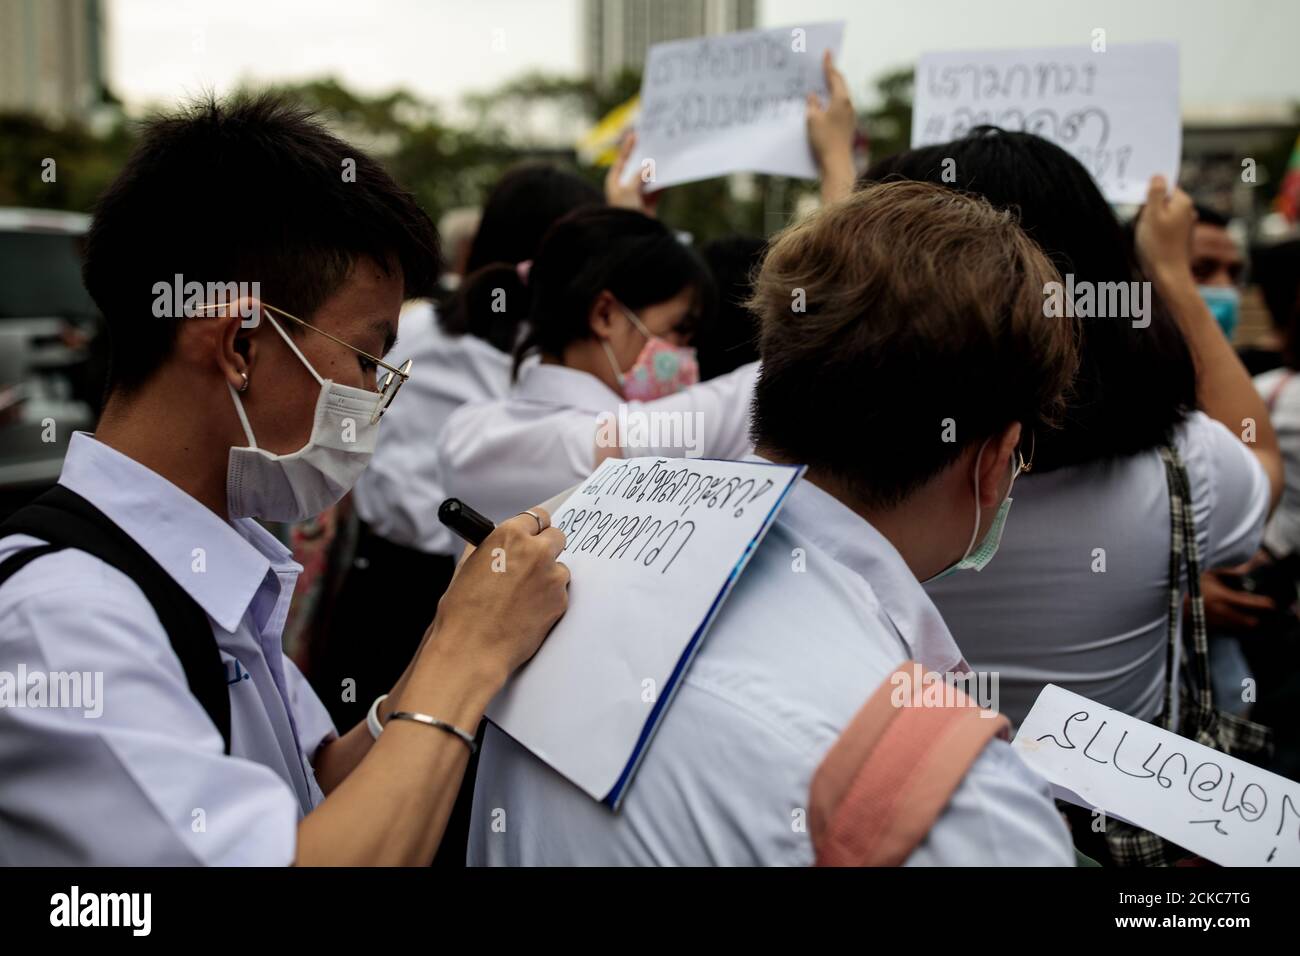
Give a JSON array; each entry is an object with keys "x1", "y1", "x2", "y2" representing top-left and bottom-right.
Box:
[
  {"x1": 925, "y1": 412, "x2": 1268, "y2": 729},
  {"x1": 438, "y1": 360, "x2": 759, "y2": 522},
  {"x1": 1254, "y1": 367, "x2": 1300, "y2": 557},
  {"x1": 353, "y1": 299, "x2": 512, "y2": 555},
  {"x1": 467, "y1": 474, "x2": 1074, "y2": 866},
  {"x1": 0, "y1": 433, "x2": 337, "y2": 865}
]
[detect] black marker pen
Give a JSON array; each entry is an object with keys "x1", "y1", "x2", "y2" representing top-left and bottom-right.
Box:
[{"x1": 438, "y1": 498, "x2": 496, "y2": 547}]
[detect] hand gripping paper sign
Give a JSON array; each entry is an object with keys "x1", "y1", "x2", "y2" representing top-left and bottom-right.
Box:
[
  {"x1": 1013, "y1": 685, "x2": 1300, "y2": 866},
  {"x1": 912, "y1": 43, "x2": 1180, "y2": 204},
  {"x1": 485, "y1": 456, "x2": 804, "y2": 808},
  {"x1": 624, "y1": 22, "x2": 845, "y2": 190}
]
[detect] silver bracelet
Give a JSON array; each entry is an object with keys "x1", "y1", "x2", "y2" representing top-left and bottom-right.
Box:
[{"x1": 386, "y1": 710, "x2": 478, "y2": 755}]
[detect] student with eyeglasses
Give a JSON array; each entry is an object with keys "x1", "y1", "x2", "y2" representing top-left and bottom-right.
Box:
[{"x1": 0, "y1": 94, "x2": 570, "y2": 865}]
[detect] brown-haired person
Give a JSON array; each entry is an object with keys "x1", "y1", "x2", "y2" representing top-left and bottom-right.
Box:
[{"x1": 469, "y1": 181, "x2": 1078, "y2": 866}]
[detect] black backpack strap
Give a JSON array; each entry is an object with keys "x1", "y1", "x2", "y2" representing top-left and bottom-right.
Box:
[
  {"x1": 0, "y1": 486, "x2": 232, "y2": 753},
  {"x1": 0, "y1": 543, "x2": 66, "y2": 585}
]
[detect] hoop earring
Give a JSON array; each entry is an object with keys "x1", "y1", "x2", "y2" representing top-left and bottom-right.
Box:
[{"x1": 238, "y1": 371, "x2": 250, "y2": 393}]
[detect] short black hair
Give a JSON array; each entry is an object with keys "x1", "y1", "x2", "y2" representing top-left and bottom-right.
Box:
[
  {"x1": 440, "y1": 162, "x2": 602, "y2": 351},
  {"x1": 697, "y1": 236, "x2": 765, "y2": 380},
  {"x1": 505, "y1": 206, "x2": 715, "y2": 378},
  {"x1": 82, "y1": 92, "x2": 439, "y2": 393},
  {"x1": 863, "y1": 128, "x2": 1197, "y2": 473},
  {"x1": 1194, "y1": 203, "x2": 1231, "y2": 229}
]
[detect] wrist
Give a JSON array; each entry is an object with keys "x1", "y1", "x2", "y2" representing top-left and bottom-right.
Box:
[
  {"x1": 1149, "y1": 260, "x2": 1196, "y2": 297},
  {"x1": 403, "y1": 626, "x2": 508, "y2": 725}
]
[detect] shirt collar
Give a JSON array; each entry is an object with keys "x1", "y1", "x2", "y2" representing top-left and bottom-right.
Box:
[
  {"x1": 57, "y1": 432, "x2": 299, "y2": 633},
  {"x1": 513, "y1": 363, "x2": 621, "y2": 414},
  {"x1": 771, "y1": 465, "x2": 967, "y2": 674}
]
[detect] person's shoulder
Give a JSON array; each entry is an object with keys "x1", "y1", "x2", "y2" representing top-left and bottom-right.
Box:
[
  {"x1": 683, "y1": 520, "x2": 906, "y2": 754},
  {"x1": 0, "y1": 538, "x2": 161, "y2": 641},
  {"x1": 1174, "y1": 411, "x2": 1262, "y2": 485},
  {"x1": 908, "y1": 735, "x2": 1073, "y2": 866}
]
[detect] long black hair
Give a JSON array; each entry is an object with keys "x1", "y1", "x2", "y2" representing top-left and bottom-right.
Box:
[
  {"x1": 440, "y1": 162, "x2": 602, "y2": 351},
  {"x1": 863, "y1": 128, "x2": 1197, "y2": 473},
  {"x1": 452, "y1": 206, "x2": 714, "y2": 379}
]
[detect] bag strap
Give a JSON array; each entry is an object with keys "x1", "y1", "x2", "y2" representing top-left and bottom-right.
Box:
[
  {"x1": 1157, "y1": 442, "x2": 1214, "y2": 737},
  {"x1": 809, "y1": 661, "x2": 1010, "y2": 866},
  {"x1": 0, "y1": 485, "x2": 232, "y2": 754}
]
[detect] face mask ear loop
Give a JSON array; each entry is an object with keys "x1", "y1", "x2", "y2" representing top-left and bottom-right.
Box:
[
  {"x1": 265, "y1": 311, "x2": 326, "y2": 386},
  {"x1": 621, "y1": 305, "x2": 654, "y2": 342},
  {"x1": 961, "y1": 438, "x2": 991, "y2": 564},
  {"x1": 227, "y1": 381, "x2": 258, "y2": 449},
  {"x1": 600, "y1": 338, "x2": 627, "y2": 390}
]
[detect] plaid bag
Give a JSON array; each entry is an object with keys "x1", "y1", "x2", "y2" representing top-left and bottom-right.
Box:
[{"x1": 1102, "y1": 441, "x2": 1274, "y2": 866}]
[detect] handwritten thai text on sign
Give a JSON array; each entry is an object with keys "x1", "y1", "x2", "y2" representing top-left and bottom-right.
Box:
[
  {"x1": 1014, "y1": 685, "x2": 1299, "y2": 866},
  {"x1": 911, "y1": 43, "x2": 1180, "y2": 203},
  {"x1": 628, "y1": 22, "x2": 845, "y2": 189}
]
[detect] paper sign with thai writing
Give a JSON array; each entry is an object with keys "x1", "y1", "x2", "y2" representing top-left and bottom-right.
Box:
[
  {"x1": 626, "y1": 22, "x2": 845, "y2": 189},
  {"x1": 912, "y1": 43, "x2": 1180, "y2": 203},
  {"x1": 1014, "y1": 684, "x2": 1299, "y2": 866},
  {"x1": 486, "y1": 456, "x2": 803, "y2": 807}
]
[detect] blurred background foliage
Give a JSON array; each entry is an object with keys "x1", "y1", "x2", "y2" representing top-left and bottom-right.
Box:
[{"x1": 0, "y1": 66, "x2": 923, "y2": 246}]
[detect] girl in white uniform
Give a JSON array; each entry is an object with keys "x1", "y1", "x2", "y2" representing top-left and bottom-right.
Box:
[
  {"x1": 865, "y1": 132, "x2": 1282, "y2": 737},
  {"x1": 439, "y1": 206, "x2": 759, "y2": 521}
]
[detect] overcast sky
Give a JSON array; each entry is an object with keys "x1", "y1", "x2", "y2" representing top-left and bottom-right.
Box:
[{"x1": 106, "y1": 0, "x2": 1300, "y2": 113}]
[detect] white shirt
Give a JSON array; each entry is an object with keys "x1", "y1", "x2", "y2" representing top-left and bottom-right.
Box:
[
  {"x1": 468, "y1": 476, "x2": 1074, "y2": 866},
  {"x1": 1254, "y1": 367, "x2": 1300, "y2": 556},
  {"x1": 353, "y1": 300, "x2": 511, "y2": 554},
  {"x1": 439, "y1": 361, "x2": 759, "y2": 523},
  {"x1": 0, "y1": 433, "x2": 337, "y2": 865},
  {"x1": 926, "y1": 412, "x2": 1268, "y2": 728}
]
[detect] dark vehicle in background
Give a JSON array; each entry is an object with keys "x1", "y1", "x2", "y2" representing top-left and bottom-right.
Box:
[{"x1": 0, "y1": 208, "x2": 104, "y2": 520}]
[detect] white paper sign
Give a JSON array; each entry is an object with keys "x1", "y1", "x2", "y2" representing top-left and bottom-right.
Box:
[
  {"x1": 1013, "y1": 685, "x2": 1300, "y2": 866},
  {"x1": 911, "y1": 43, "x2": 1180, "y2": 203},
  {"x1": 486, "y1": 456, "x2": 803, "y2": 807},
  {"x1": 627, "y1": 22, "x2": 846, "y2": 190}
]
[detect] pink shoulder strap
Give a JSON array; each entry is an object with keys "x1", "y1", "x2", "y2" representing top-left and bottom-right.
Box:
[{"x1": 809, "y1": 661, "x2": 1010, "y2": 866}]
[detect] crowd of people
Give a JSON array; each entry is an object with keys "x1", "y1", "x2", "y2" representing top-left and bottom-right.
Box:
[{"x1": 1, "y1": 52, "x2": 1298, "y2": 866}]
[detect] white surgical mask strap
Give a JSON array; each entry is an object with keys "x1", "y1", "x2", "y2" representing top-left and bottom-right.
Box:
[
  {"x1": 227, "y1": 381, "x2": 258, "y2": 449},
  {"x1": 265, "y1": 311, "x2": 326, "y2": 387},
  {"x1": 600, "y1": 338, "x2": 626, "y2": 388},
  {"x1": 622, "y1": 305, "x2": 653, "y2": 342}
]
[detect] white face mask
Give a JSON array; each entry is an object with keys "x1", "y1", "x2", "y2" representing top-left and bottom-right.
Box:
[{"x1": 226, "y1": 314, "x2": 381, "y2": 522}]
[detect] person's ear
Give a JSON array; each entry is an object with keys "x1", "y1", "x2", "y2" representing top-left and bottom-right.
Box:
[
  {"x1": 976, "y1": 422, "x2": 1022, "y2": 508},
  {"x1": 587, "y1": 290, "x2": 619, "y2": 341},
  {"x1": 215, "y1": 296, "x2": 263, "y2": 393}
]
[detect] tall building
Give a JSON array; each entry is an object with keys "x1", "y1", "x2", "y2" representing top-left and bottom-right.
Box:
[
  {"x1": 0, "y1": 0, "x2": 105, "y2": 123},
  {"x1": 583, "y1": 0, "x2": 757, "y2": 86}
]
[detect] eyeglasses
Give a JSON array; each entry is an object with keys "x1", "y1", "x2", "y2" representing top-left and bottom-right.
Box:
[{"x1": 196, "y1": 301, "x2": 412, "y2": 425}]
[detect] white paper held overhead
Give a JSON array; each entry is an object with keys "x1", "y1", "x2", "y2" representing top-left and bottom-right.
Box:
[
  {"x1": 625, "y1": 22, "x2": 845, "y2": 190},
  {"x1": 911, "y1": 43, "x2": 1180, "y2": 204}
]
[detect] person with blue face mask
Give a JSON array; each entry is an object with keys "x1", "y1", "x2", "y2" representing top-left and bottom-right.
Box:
[{"x1": 1191, "y1": 204, "x2": 1246, "y2": 340}]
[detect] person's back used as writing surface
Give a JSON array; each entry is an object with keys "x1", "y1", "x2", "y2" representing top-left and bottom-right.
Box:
[{"x1": 466, "y1": 478, "x2": 1073, "y2": 866}]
